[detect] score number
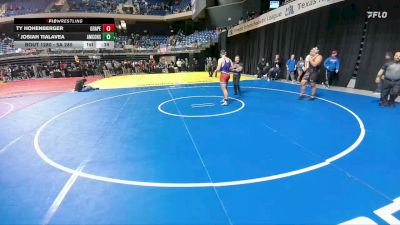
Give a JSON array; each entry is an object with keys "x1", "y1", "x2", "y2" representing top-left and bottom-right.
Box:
[
  {"x1": 102, "y1": 32, "x2": 115, "y2": 41},
  {"x1": 102, "y1": 24, "x2": 115, "y2": 32},
  {"x1": 102, "y1": 24, "x2": 115, "y2": 41}
]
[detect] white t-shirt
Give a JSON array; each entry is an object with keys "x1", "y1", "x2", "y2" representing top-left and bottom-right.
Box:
[{"x1": 305, "y1": 55, "x2": 311, "y2": 70}]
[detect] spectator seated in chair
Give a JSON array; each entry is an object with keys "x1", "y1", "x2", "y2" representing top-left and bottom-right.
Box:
[{"x1": 267, "y1": 63, "x2": 281, "y2": 80}]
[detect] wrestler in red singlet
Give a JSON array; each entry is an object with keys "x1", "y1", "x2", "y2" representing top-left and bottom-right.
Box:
[{"x1": 214, "y1": 50, "x2": 233, "y2": 106}]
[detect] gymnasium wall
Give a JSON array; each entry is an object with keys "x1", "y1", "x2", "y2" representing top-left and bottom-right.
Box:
[
  {"x1": 355, "y1": 0, "x2": 400, "y2": 90},
  {"x1": 207, "y1": 2, "x2": 244, "y2": 27},
  {"x1": 225, "y1": 0, "x2": 400, "y2": 91}
]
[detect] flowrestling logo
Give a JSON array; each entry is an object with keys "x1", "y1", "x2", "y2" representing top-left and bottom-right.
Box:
[{"x1": 367, "y1": 11, "x2": 388, "y2": 19}]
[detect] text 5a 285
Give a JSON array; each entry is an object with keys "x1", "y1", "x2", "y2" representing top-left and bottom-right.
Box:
[{"x1": 56, "y1": 42, "x2": 73, "y2": 47}]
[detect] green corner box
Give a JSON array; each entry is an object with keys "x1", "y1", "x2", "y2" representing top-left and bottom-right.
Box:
[{"x1": 102, "y1": 32, "x2": 115, "y2": 41}]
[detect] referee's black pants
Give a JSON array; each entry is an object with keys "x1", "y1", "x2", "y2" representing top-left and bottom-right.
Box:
[
  {"x1": 381, "y1": 78, "x2": 400, "y2": 105},
  {"x1": 233, "y1": 74, "x2": 241, "y2": 95}
]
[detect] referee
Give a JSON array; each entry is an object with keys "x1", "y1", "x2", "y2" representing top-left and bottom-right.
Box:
[
  {"x1": 375, "y1": 52, "x2": 400, "y2": 107},
  {"x1": 232, "y1": 55, "x2": 243, "y2": 96}
]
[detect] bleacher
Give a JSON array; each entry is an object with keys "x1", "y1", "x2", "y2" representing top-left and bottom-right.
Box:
[
  {"x1": 129, "y1": 30, "x2": 218, "y2": 49},
  {"x1": 66, "y1": 0, "x2": 191, "y2": 15},
  {"x1": 67, "y1": 0, "x2": 124, "y2": 13},
  {"x1": 137, "y1": 35, "x2": 168, "y2": 47},
  {"x1": 0, "y1": 0, "x2": 191, "y2": 17},
  {"x1": 0, "y1": 36, "x2": 16, "y2": 55},
  {"x1": 0, "y1": 0, "x2": 53, "y2": 17},
  {"x1": 181, "y1": 30, "x2": 218, "y2": 46}
]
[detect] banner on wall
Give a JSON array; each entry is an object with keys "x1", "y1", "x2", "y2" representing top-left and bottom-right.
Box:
[{"x1": 227, "y1": 0, "x2": 345, "y2": 37}]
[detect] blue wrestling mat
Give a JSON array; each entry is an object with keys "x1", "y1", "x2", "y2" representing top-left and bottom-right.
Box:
[{"x1": 0, "y1": 80, "x2": 399, "y2": 224}]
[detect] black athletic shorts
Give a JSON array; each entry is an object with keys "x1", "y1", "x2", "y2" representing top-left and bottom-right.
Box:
[{"x1": 302, "y1": 68, "x2": 319, "y2": 85}]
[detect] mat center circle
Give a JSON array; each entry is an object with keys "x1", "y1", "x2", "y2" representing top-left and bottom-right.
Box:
[
  {"x1": 158, "y1": 96, "x2": 245, "y2": 118},
  {"x1": 34, "y1": 86, "x2": 365, "y2": 187}
]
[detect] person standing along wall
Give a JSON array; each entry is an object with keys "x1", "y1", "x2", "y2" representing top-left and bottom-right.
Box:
[
  {"x1": 286, "y1": 54, "x2": 297, "y2": 83},
  {"x1": 297, "y1": 57, "x2": 305, "y2": 83},
  {"x1": 207, "y1": 57, "x2": 213, "y2": 77},
  {"x1": 176, "y1": 59, "x2": 182, "y2": 72},
  {"x1": 212, "y1": 57, "x2": 218, "y2": 78},
  {"x1": 323, "y1": 50, "x2": 340, "y2": 88}
]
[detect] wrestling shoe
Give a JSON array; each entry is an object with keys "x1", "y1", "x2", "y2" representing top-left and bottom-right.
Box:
[
  {"x1": 298, "y1": 95, "x2": 306, "y2": 100},
  {"x1": 308, "y1": 96, "x2": 316, "y2": 101},
  {"x1": 379, "y1": 101, "x2": 388, "y2": 107}
]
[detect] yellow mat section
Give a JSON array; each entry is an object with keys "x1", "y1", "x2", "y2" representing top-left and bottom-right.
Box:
[{"x1": 90, "y1": 72, "x2": 256, "y2": 89}]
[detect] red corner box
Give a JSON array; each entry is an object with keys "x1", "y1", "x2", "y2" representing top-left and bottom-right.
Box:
[{"x1": 102, "y1": 24, "x2": 115, "y2": 32}]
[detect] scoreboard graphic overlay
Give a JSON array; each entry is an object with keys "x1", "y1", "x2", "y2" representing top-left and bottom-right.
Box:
[{"x1": 14, "y1": 18, "x2": 115, "y2": 49}]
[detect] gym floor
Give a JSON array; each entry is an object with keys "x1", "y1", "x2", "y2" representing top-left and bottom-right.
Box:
[{"x1": 0, "y1": 72, "x2": 399, "y2": 224}]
